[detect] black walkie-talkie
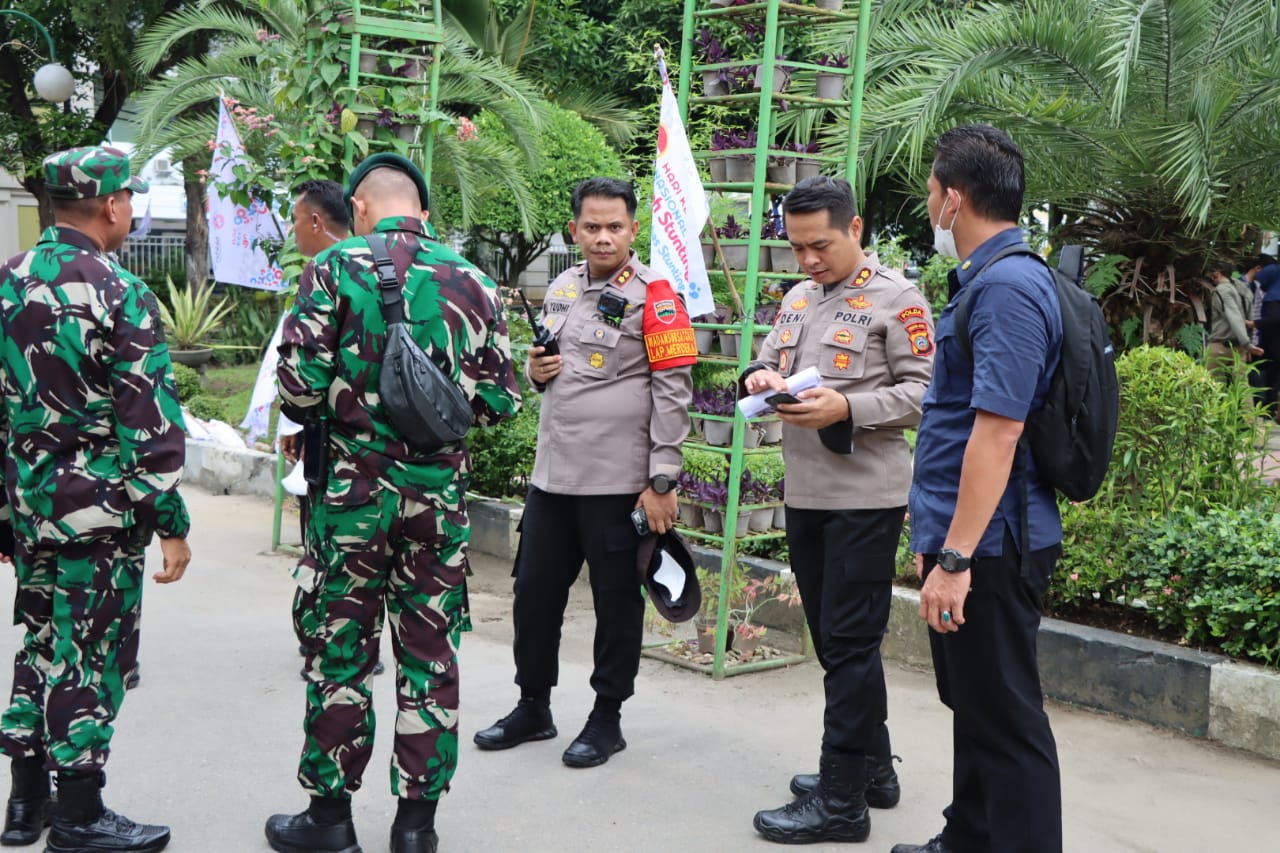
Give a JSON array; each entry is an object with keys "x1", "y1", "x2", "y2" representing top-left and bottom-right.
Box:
[{"x1": 517, "y1": 288, "x2": 559, "y2": 357}]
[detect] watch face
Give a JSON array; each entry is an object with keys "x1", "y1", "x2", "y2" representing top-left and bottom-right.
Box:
[{"x1": 652, "y1": 475, "x2": 674, "y2": 494}]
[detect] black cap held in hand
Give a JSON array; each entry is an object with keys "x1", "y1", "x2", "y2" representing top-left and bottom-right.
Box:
[{"x1": 636, "y1": 529, "x2": 701, "y2": 623}]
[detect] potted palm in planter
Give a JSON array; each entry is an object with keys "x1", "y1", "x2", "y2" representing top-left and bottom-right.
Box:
[
  {"x1": 815, "y1": 53, "x2": 849, "y2": 100},
  {"x1": 157, "y1": 277, "x2": 235, "y2": 368}
]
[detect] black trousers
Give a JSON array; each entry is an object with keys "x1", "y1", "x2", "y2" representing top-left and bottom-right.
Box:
[
  {"x1": 785, "y1": 505, "x2": 903, "y2": 761},
  {"x1": 1258, "y1": 301, "x2": 1280, "y2": 411},
  {"x1": 511, "y1": 487, "x2": 645, "y2": 703},
  {"x1": 924, "y1": 529, "x2": 1062, "y2": 853}
]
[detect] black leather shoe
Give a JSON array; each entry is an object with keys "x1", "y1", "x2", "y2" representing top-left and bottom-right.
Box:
[
  {"x1": 45, "y1": 808, "x2": 170, "y2": 853},
  {"x1": 264, "y1": 811, "x2": 361, "y2": 853},
  {"x1": 891, "y1": 836, "x2": 956, "y2": 853},
  {"x1": 1, "y1": 794, "x2": 51, "y2": 845},
  {"x1": 561, "y1": 718, "x2": 626, "y2": 768},
  {"x1": 474, "y1": 703, "x2": 556, "y2": 751},
  {"x1": 389, "y1": 823, "x2": 438, "y2": 853},
  {"x1": 790, "y1": 754, "x2": 901, "y2": 808}
]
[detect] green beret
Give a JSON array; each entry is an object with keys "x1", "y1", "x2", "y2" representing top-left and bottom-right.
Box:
[
  {"x1": 345, "y1": 153, "x2": 430, "y2": 218},
  {"x1": 44, "y1": 146, "x2": 149, "y2": 200}
]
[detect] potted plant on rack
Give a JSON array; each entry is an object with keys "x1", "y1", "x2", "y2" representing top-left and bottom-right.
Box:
[
  {"x1": 682, "y1": 447, "x2": 728, "y2": 534},
  {"x1": 715, "y1": 214, "x2": 749, "y2": 273},
  {"x1": 693, "y1": 566, "x2": 747, "y2": 655},
  {"x1": 814, "y1": 0, "x2": 846, "y2": 11},
  {"x1": 740, "y1": 468, "x2": 775, "y2": 532},
  {"x1": 721, "y1": 130, "x2": 758, "y2": 183},
  {"x1": 766, "y1": 145, "x2": 796, "y2": 185},
  {"x1": 789, "y1": 140, "x2": 823, "y2": 181},
  {"x1": 157, "y1": 277, "x2": 235, "y2": 368},
  {"x1": 814, "y1": 53, "x2": 849, "y2": 100},
  {"x1": 676, "y1": 471, "x2": 704, "y2": 530},
  {"x1": 692, "y1": 385, "x2": 736, "y2": 446},
  {"x1": 761, "y1": 214, "x2": 797, "y2": 274},
  {"x1": 754, "y1": 54, "x2": 792, "y2": 94},
  {"x1": 773, "y1": 476, "x2": 786, "y2": 529},
  {"x1": 695, "y1": 28, "x2": 730, "y2": 97},
  {"x1": 708, "y1": 129, "x2": 738, "y2": 184}
]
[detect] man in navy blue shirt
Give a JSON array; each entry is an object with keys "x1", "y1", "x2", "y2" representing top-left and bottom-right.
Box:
[{"x1": 891, "y1": 125, "x2": 1064, "y2": 853}]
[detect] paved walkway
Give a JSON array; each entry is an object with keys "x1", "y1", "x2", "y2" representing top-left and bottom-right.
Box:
[{"x1": 0, "y1": 487, "x2": 1276, "y2": 853}]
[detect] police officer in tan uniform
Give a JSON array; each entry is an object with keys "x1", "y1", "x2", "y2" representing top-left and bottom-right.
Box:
[
  {"x1": 474, "y1": 177, "x2": 696, "y2": 768},
  {"x1": 744, "y1": 177, "x2": 934, "y2": 845}
]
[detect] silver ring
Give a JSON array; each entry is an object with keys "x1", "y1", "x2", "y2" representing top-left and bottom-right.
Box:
[{"x1": 941, "y1": 611, "x2": 951, "y2": 623}]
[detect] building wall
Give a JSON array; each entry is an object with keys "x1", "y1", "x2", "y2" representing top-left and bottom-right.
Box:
[{"x1": 0, "y1": 170, "x2": 41, "y2": 258}]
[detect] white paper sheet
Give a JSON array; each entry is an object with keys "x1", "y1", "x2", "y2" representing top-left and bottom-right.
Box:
[
  {"x1": 653, "y1": 549, "x2": 686, "y2": 601},
  {"x1": 736, "y1": 366, "x2": 824, "y2": 419}
]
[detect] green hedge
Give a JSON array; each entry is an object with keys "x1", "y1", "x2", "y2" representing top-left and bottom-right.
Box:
[{"x1": 1051, "y1": 346, "x2": 1278, "y2": 665}]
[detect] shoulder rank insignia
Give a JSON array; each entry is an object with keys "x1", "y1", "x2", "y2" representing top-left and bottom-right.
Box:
[
  {"x1": 852, "y1": 267, "x2": 873, "y2": 287},
  {"x1": 790, "y1": 297, "x2": 809, "y2": 310}
]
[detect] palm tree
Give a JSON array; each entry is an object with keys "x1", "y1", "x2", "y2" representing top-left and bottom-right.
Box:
[
  {"x1": 131, "y1": 0, "x2": 548, "y2": 265},
  {"x1": 443, "y1": 0, "x2": 641, "y2": 149},
  {"x1": 840, "y1": 0, "x2": 1280, "y2": 347}
]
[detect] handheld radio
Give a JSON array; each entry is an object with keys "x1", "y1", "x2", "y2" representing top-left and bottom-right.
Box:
[{"x1": 517, "y1": 289, "x2": 559, "y2": 357}]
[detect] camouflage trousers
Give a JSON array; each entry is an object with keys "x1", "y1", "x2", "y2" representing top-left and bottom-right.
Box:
[
  {"x1": 0, "y1": 532, "x2": 143, "y2": 771},
  {"x1": 293, "y1": 481, "x2": 471, "y2": 801}
]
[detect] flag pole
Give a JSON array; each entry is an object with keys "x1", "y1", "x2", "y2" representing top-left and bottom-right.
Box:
[{"x1": 653, "y1": 44, "x2": 744, "y2": 320}]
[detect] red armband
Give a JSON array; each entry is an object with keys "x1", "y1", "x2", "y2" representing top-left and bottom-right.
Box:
[{"x1": 643, "y1": 279, "x2": 698, "y2": 370}]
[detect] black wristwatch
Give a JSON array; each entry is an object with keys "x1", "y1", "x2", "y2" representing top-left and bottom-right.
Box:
[
  {"x1": 650, "y1": 474, "x2": 676, "y2": 495},
  {"x1": 937, "y1": 548, "x2": 972, "y2": 573}
]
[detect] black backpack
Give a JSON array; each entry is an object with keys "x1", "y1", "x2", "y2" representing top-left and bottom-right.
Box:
[{"x1": 955, "y1": 244, "x2": 1119, "y2": 502}]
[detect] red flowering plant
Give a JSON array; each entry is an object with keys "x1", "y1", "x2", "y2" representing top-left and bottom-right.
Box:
[{"x1": 730, "y1": 574, "x2": 801, "y2": 642}]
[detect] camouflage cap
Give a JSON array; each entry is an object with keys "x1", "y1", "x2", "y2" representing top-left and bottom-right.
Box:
[{"x1": 43, "y1": 146, "x2": 149, "y2": 200}]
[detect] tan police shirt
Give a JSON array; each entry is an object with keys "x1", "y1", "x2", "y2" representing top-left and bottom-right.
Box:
[
  {"x1": 530, "y1": 253, "x2": 694, "y2": 495},
  {"x1": 751, "y1": 253, "x2": 935, "y2": 510}
]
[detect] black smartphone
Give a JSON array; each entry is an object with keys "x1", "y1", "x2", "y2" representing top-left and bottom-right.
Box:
[
  {"x1": 765, "y1": 391, "x2": 802, "y2": 407},
  {"x1": 630, "y1": 507, "x2": 651, "y2": 537}
]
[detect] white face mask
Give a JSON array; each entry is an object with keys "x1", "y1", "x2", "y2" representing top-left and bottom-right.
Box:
[{"x1": 932, "y1": 192, "x2": 961, "y2": 260}]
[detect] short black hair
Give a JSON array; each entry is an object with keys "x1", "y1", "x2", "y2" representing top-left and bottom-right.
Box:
[
  {"x1": 571, "y1": 177, "x2": 637, "y2": 219},
  {"x1": 782, "y1": 176, "x2": 858, "y2": 228},
  {"x1": 932, "y1": 124, "x2": 1025, "y2": 223},
  {"x1": 296, "y1": 179, "x2": 350, "y2": 232},
  {"x1": 51, "y1": 194, "x2": 110, "y2": 219},
  {"x1": 1215, "y1": 260, "x2": 1235, "y2": 277}
]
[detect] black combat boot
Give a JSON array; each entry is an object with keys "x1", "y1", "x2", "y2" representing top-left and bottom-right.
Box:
[
  {"x1": 389, "y1": 798, "x2": 437, "y2": 853},
  {"x1": 1, "y1": 755, "x2": 51, "y2": 845},
  {"x1": 473, "y1": 696, "x2": 556, "y2": 751},
  {"x1": 790, "y1": 754, "x2": 901, "y2": 808},
  {"x1": 264, "y1": 796, "x2": 361, "y2": 853},
  {"x1": 45, "y1": 771, "x2": 170, "y2": 853},
  {"x1": 754, "y1": 752, "x2": 871, "y2": 844}
]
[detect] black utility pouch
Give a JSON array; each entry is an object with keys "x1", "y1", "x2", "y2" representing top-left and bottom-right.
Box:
[{"x1": 302, "y1": 415, "x2": 329, "y2": 487}]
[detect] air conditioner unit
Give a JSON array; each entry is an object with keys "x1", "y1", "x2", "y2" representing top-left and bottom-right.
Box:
[{"x1": 153, "y1": 158, "x2": 172, "y2": 177}]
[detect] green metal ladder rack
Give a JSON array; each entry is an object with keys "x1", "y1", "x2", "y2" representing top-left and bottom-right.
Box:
[{"x1": 645, "y1": 0, "x2": 874, "y2": 678}]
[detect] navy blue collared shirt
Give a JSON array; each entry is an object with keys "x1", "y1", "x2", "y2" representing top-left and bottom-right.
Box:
[{"x1": 909, "y1": 228, "x2": 1063, "y2": 557}]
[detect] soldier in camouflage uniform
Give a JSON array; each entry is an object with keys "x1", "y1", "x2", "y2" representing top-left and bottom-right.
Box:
[
  {"x1": 267, "y1": 154, "x2": 519, "y2": 853},
  {"x1": 0, "y1": 146, "x2": 191, "y2": 853}
]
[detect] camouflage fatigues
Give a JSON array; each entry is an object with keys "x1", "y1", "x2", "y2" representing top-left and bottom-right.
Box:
[
  {"x1": 0, "y1": 224, "x2": 188, "y2": 773},
  {"x1": 278, "y1": 215, "x2": 519, "y2": 800}
]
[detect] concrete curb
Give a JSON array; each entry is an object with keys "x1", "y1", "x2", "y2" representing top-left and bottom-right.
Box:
[{"x1": 182, "y1": 450, "x2": 1280, "y2": 761}]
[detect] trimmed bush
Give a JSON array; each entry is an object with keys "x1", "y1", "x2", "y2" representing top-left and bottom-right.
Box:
[{"x1": 171, "y1": 363, "x2": 202, "y2": 402}]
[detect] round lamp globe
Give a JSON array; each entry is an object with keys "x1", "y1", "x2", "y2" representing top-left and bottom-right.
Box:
[{"x1": 34, "y1": 63, "x2": 75, "y2": 103}]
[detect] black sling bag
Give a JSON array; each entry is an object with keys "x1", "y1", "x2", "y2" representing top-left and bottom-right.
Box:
[{"x1": 367, "y1": 233, "x2": 473, "y2": 453}]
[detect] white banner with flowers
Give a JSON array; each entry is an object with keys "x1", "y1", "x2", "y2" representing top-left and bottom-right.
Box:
[{"x1": 207, "y1": 98, "x2": 285, "y2": 291}]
